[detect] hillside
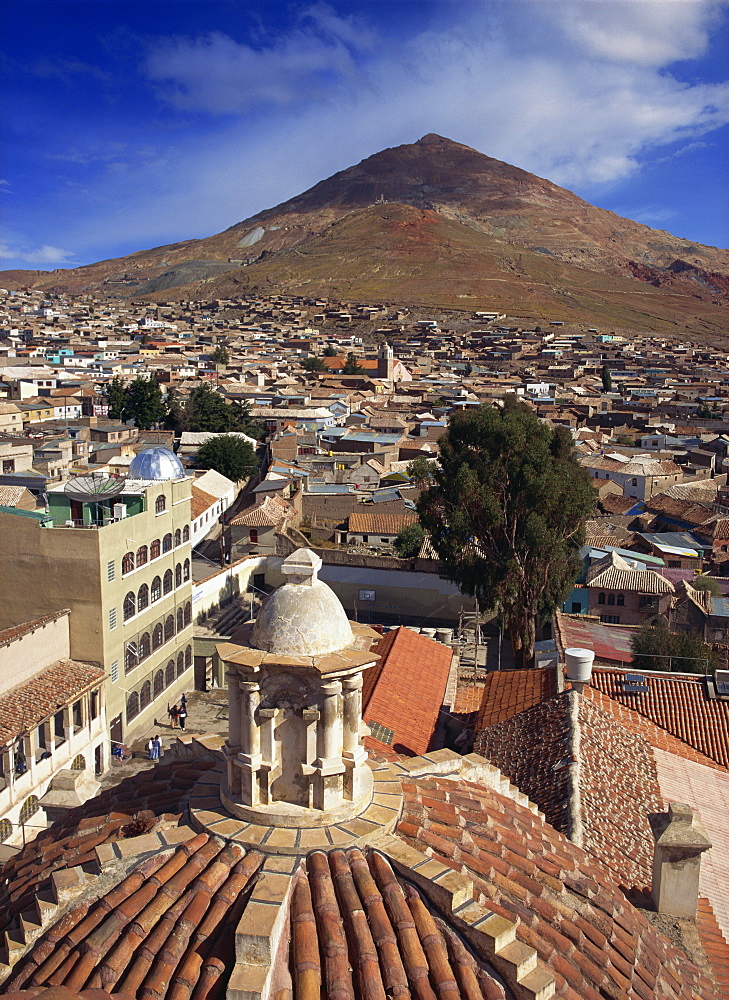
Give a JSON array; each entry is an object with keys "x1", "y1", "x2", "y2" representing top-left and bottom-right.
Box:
[{"x1": 3, "y1": 134, "x2": 728, "y2": 331}]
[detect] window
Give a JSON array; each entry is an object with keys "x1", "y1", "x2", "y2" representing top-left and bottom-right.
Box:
[
  {"x1": 110, "y1": 660, "x2": 119, "y2": 683},
  {"x1": 182, "y1": 525, "x2": 190, "y2": 543},
  {"x1": 122, "y1": 552, "x2": 135, "y2": 575},
  {"x1": 138, "y1": 583, "x2": 149, "y2": 611},
  {"x1": 125, "y1": 644, "x2": 137, "y2": 674},
  {"x1": 151, "y1": 576, "x2": 162, "y2": 602},
  {"x1": 163, "y1": 533, "x2": 173, "y2": 553},
  {"x1": 176, "y1": 651, "x2": 184, "y2": 677},
  {"x1": 153, "y1": 624, "x2": 163, "y2": 650},
  {"x1": 571, "y1": 602, "x2": 582, "y2": 614},
  {"x1": 71, "y1": 754, "x2": 85, "y2": 771},
  {"x1": 177, "y1": 608, "x2": 184, "y2": 633},
  {"x1": 126, "y1": 691, "x2": 139, "y2": 723},
  {"x1": 183, "y1": 559, "x2": 190, "y2": 582},
  {"x1": 19, "y1": 796, "x2": 40, "y2": 825},
  {"x1": 2, "y1": 460, "x2": 15, "y2": 474},
  {"x1": 183, "y1": 601, "x2": 192, "y2": 626},
  {"x1": 175, "y1": 564, "x2": 182, "y2": 588},
  {"x1": 600, "y1": 615, "x2": 621, "y2": 624},
  {"x1": 73, "y1": 700, "x2": 82, "y2": 731},
  {"x1": 616, "y1": 594, "x2": 624, "y2": 607},
  {"x1": 163, "y1": 569, "x2": 173, "y2": 595},
  {"x1": 640, "y1": 595, "x2": 659, "y2": 610},
  {"x1": 136, "y1": 544, "x2": 148, "y2": 567},
  {"x1": 109, "y1": 607, "x2": 117, "y2": 630},
  {"x1": 107, "y1": 560, "x2": 115, "y2": 582},
  {"x1": 154, "y1": 670, "x2": 164, "y2": 698},
  {"x1": 598, "y1": 593, "x2": 606, "y2": 604},
  {"x1": 174, "y1": 529, "x2": 181, "y2": 548},
  {"x1": 166, "y1": 661, "x2": 175, "y2": 687},
  {"x1": 123, "y1": 592, "x2": 136, "y2": 622},
  {"x1": 150, "y1": 539, "x2": 161, "y2": 560},
  {"x1": 90, "y1": 691, "x2": 99, "y2": 720},
  {"x1": 139, "y1": 632, "x2": 151, "y2": 660},
  {"x1": 362, "y1": 534, "x2": 369, "y2": 542},
  {"x1": 155, "y1": 495, "x2": 167, "y2": 514},
  {"x1": 0, "y1": 819, "x2": 12, "y2": 843},
  {"x1": 607, "y1": 594, "x2": 615, "y2": 606},
  {"x1": 54, "y1": 711, "x2": 65, "y2": 742},
  {"x1": 164, "y1": 615, "x2": 174, "y2": 641},
  {"x1": 632, "y1": 478, "x2": 638, "y2": 486},
  {"x1": 185, "y1": 645, "x2": 192, "y2": 668},
  {"x1": 249, "y1": 528, "x2": 259, "y2": 544},
  {"x1": 140, "y1": 681, "x2": 151, "y2": 710}
]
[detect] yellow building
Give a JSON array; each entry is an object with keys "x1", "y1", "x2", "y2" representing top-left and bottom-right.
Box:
[{"x1": 0, "y1": 448, "x2": 194, "y2": 750}]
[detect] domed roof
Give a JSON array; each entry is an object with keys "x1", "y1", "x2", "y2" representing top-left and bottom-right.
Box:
[
  {"x1": 128, "y1": 447, "x2": 185, "y2": 481},
  {"x1": 250, "y1": 548, "x2": 354, "y2": 656}
]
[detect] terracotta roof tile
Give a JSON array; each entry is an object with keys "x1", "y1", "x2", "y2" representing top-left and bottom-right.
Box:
[
  {"x1": 475, "y1": 668, "x2": 557, "y2": 729},
  {"x1": 0, "y1": 659, "x2": 105, "y2": 745},
  {"x1": 190, "y1": 484, "x2": 218, "y2": 521},
  {"x1": 347, "y1": 511, "x2": 419, "y2": 536},
  {"x1": 363, "y1": 628, "x2": 452, "y2": 757}
]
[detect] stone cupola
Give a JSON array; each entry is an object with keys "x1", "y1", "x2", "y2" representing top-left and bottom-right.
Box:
[{"x1": 220, "y1": 549, "x2": 379, "y2": 828}]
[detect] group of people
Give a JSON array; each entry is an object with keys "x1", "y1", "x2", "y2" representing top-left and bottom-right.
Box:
[
  {"x1": 146, "y1": 734, "x2": 162, "y2": 760},
  {"x1": 168, "y1": 693, "x2": 188, "y2": 730}
]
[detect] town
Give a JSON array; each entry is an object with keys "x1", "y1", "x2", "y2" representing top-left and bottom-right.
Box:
[{"x1": 0, "y1": 283, "x2": 727, "y2": 999}]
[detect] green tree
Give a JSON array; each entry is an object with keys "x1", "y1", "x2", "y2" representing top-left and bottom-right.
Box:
[
  {"x1": 301, "y1": 356, "x2": 327, "y2": 372},
  {"x1": 106, "y1": 376, "x2": 127, "y2": 420},
  {"x1": 407, "y1": 455, "x2": 436, "y2": 488},
  {"x1": 464, "y1": 362, "x2": 473, "y2": 377},
  {"x1": 211, "y1": 345, "x2": 230, "y2": 366},
  {"x1": 342, "y1": 352, "x2": 364, "y2": 375},
  {"x1": 323, "y1": 346, "x2": 337, "y2": 357},
  {"x1": 631, "y1": 621, "x2": 716, "y2": 674},
  {"x1": 601, "y1": 365, "x2": 612, "y2": 393},
  {"x1": 417, "y1": 398, "x2": 596, "y2": 667},
  {"x1": 176, "y1": 383, "x2": 260, "y2": 437},
  {"x1": 196, "y1": 435, "x2": 258, "y2": 482},
  {"x1": 394, "y1": 523, "x2": 425, "y2": 558},
  {"x1": 691, "y1": 575, "x2": 722, "y2": 596}
]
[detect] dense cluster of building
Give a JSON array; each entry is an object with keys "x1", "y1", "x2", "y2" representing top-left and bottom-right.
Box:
[{"x1": 0, "y1": 285, "x2": 727, "y2": 1000}]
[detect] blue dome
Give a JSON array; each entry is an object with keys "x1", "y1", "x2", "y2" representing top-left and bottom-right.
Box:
[{"x1": 128, "y1": 447, "x2": 185, "y2": 481}]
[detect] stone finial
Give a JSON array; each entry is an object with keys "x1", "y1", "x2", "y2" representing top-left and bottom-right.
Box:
[
  {"x1": 281, "y1": 547, "x2": 321, "y2": 586},
  {"x1": 649, "y1": 803, "x2": 711, "y2": 919}
]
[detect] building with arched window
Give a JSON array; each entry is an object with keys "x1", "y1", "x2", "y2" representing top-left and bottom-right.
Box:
[{"x1": 0, "y1": 450, "x2": 194, "y2": 755}]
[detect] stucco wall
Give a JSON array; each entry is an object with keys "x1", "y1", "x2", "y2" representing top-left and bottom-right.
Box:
[{"x1": 0, "y1": 611, "x2": 71, "y2": 697}]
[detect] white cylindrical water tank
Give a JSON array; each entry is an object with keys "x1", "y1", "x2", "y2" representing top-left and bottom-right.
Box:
[
  {"x1": 435, "y1": 628, "x2": 454, "y2": 644},
  {"x1": 564, "y1": 647, "x2": 594, "y2": 684},
  {"x1": 422, "y1": 628, "x2": 437, "y2": 639}
]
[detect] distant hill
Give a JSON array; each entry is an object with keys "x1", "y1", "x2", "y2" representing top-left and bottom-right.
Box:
[{"x1": 4, "y1": 134, "x2": 728, "y2": 332}]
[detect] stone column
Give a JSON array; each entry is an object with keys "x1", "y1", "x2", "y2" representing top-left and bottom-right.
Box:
[
  {"x1": 225, "y1": 669, "x2": 242, "y2": 797},
  {"x1": 313, "y1": 681, "x2": 344, "y2": 810},
  {"x1": 237, "y1": 681, "x2": 262, "y2": 806},
  {"x1": 341, "y1": 674, "x2": 368, "y2": 801},
  {"x1": 649, "y1": 803, "x2": 712, "y2": 919},
  {"x1": 258, "y1": 707, "x2": 276, "y2": 805}
]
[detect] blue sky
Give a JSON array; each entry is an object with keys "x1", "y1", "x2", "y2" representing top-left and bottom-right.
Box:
[{"x1": 1, "y1": 0, "x2": 728, "y2": 271}]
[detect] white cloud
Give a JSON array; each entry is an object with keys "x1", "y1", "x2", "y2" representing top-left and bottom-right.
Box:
[{"x1": 0, "y1": 242, "x2": 78, "y2": 267}]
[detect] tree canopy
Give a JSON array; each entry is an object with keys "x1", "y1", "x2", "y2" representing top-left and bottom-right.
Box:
[
  {"x1": 166, "y1": 383, "x2": 261, "y2": 437},
  {"x1": 601, "y1": 365, "x2": 612, "y2": 393},
  {"x1": 691, "y1": 575, "x2": 722, "y2": 596},
  {"x1": 417, "y1": 398, "x2": 596, "y2": 667},
  {"x1": 342, "y1": 352, "x2": 364, "y2": 375},
  {"x1": 301, "y1": 356, "x2": 327, "y2": 372},
  {"x1": 393, "y1": 523, "x2": 425, "y2": 558},
  {"x1": 195, "y1": 435, "x2": 258, "y2": 482},
  {"x1": 106, "y1": 375, "x2": 166, "y2": 429},
  {"x1": 211, "y1": 345, "x2": 230, "y2": 365},
  {"x1": 631, "y1": 621, "x2": 717, "y2": 674}
]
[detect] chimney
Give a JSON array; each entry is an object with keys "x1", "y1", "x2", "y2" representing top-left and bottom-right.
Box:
[
  {"x1": 649, "y1": 803, "x2": 711, "y2": 919},
  {"x1": 564, "y1": 647, "x2": 594, "y2": 694}
]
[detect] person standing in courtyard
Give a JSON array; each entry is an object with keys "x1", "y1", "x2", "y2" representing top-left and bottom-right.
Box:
[
  {"x1": 178, "y1": 704, "x2": 187, "y2": 731},
  {"x1": 147, "y1": 738, "x2": 155, "y2": 760},
  {"x1": 152, "y1": 734, "x2": 161, "y2": 761}
]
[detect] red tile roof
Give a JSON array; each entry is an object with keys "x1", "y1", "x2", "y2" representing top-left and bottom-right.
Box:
[
  {"x1": 555, "y1": 612, "x2": 636, "y2": 665},
  {"x1": 363, "y1": 628, "x2": 452, "y2": 757},
  {"x1": 0, "y1": 610, "x2": 70, "y2": 649},
  {"x1": 475, "y1": 668, "x2": 557, "y2": 730},
  {"x1": 589, "y1": 667, "x2": 729, "y2": 769},
  {"x1": 190, "y1": 484, "x2": 217, "y2": 520},
  {"x1": 0, "y1": 660, "x2": 104, "y2": 745},
  {"x1": 400, "y1": 776, "x2": 719, "y2": 1000},
  {"x1": 348, "y1": 511, "x2": 419, "y2": 535}
]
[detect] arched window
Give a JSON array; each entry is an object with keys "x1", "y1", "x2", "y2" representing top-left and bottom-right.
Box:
[
  {"x1": 163, "y1": 532, "x2": 173, "y2": 553},
  {"x1": 126, "y1": 691, "x2": 139, "y2": 722},
  {"x1": 174, "y1": 528, "x2": 181, "y2": 548},
  {"x1": 175, "y1": 563, "x2": 182, "y2": 588},
  {"x1": 155, "y1": 495, "x2": 167, "y2": 514},
  {"x1": 140, "y1": 681, "x2": 151, "y2": 710},
  {"x1": 183, "y1": 602, "x2": 192, "y2": 626},
  {"x1": 150, "y1": 538, "x2": 161, "y2": 560},
  {"x1": 137, "y1": 583, "x2": 149, "y2": 612},
  {"x1": 152, "y1": 624, "x2": 163, "y2": 650},
  {"x1": 182, "y1": 525, "x2": 190, "y2": 543},
  {"x1": 183, "y1": 558, "x2": 190, "y2": 582},
  {"x1": 123, "y1": 592, "x2": 136, "y2": 622},
  {"x1": 154, "y1": 670, "x2": 164, "y2": 698},
  {"x1": 125, "y1": 644, "x2": 138, "y2": 674},
  {"x1": 19, "y1": 795, "x2": 40, "y2": 825},
  {"x1": 71, "y1": 754, "x2": 86, "y2": 771},
  {"x1": 249, "y1": 528, "x2": 259, "y2": 544},
  {"x1": 177, "y1": 651, "x2": 184, "y2": 676},
  {"x1": 136, "y1": 544, "x2": 148, "y2": 567},
  {"x1": 164, "y1": 615, "x2": 175, "y2": 641},
  {"x1": 122, "y1": 552, "x2": 135, "y2": 575},
  {"x1": 185, "y1": 645, "x2": 192, "y2": 668},
  {"x1": 163, "y1": 569, "x2": 173, "y2": 595},
  {"x1": 165, "y1": 660, "x2": 175, "y2": 687},
  {"x1": 0, "y1": 818, "x2": 12, "y2": 843},
  {"x1": 151, "y1": 576, "x2": 162, "y2": 602},
  {"x1": 139, "y1": 632, "x2": 151, "y2": 660},
  {"x1": 176, "y1": 608, "x2": 184, "y2": 633}
]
